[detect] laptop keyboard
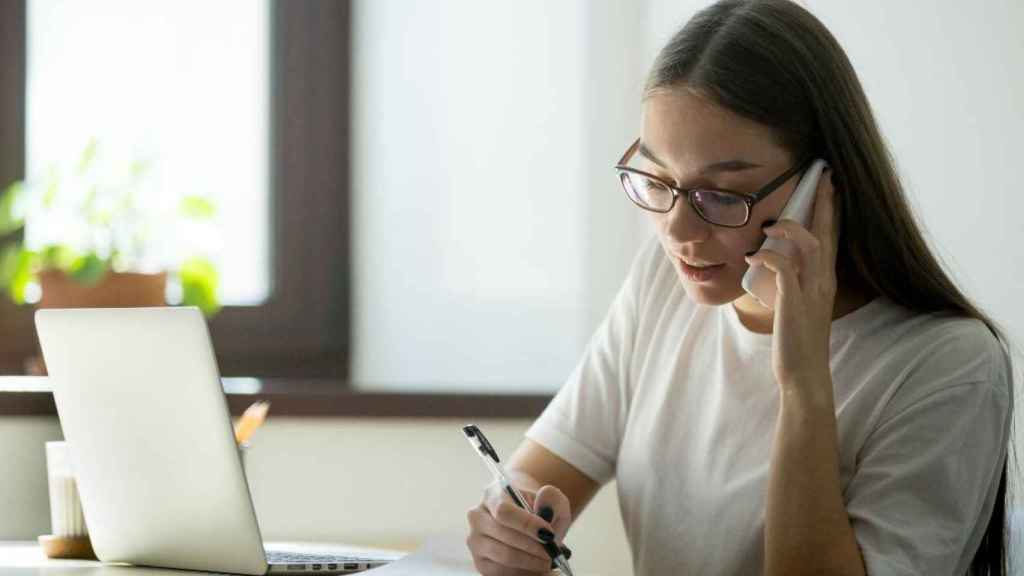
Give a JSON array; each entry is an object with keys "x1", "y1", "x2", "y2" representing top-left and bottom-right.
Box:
[{"x1": 267, "y1": 550, "x2": 372, "y2": 564}]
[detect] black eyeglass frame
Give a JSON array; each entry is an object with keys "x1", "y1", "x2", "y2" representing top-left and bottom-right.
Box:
[{"x1": 615, "y1": 138, "x2": 813, "y2": 228}]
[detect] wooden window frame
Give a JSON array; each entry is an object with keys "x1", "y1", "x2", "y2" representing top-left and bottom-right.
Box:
[{"x1": 0, "y1": 0, "x2": 29, "y2": 373}]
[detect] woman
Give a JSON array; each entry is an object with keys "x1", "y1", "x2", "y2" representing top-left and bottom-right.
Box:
[{"x1": 465, "y1": 1, "x2": 1014, "y2": 574}]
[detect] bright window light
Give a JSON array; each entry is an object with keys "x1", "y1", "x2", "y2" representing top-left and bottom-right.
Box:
[{"x1": 26, "y1": 0, "x2": 271, "y2": 305}]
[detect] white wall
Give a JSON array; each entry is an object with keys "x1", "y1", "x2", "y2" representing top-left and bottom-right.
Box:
[
  {"x1": 350, "y1": 0, "x2": 648, "y2": 394},
  {"x1": 0, "y1": 416, "x2": 61, "y2": 537}
]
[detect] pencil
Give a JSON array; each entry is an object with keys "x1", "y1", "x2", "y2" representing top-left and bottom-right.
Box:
[{"x1": 234, "y1": 400, "x2": 271, "y2": 445}]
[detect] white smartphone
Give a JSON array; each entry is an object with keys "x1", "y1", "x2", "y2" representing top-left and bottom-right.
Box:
[{"x1": 740, "y1": 158, "x2": 829, "y2": 309}]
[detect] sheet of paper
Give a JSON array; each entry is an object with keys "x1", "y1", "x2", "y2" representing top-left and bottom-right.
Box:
[
  {"x1": 364, "y1": 534, "x2": 479, "y2": 575},
  {"x1": 366, "y1": 534, "x2": 565, "y2": 575}
]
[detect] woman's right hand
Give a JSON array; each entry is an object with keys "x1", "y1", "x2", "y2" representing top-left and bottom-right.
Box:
[{"x1": 466, "y1": 482, "x2": 573, "y2": 575}]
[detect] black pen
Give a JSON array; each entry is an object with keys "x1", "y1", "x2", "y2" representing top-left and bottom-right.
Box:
[{"x1": 462, "y1": 424, "x2": 575, "y2": 575}]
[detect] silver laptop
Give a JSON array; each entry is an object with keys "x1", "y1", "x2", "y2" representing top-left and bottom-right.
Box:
[{"x1": 36, "y1": 306, "x2": 399, "y2": 575}]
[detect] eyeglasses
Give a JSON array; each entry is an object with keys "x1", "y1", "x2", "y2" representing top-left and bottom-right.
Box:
[{"x1": 615, "y1": 138, "x2": 812, "y2": 228}]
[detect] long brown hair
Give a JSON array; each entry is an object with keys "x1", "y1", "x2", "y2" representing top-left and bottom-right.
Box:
[{"x1": 645, "y1": 1, "x2": 1015, "y2": 573}]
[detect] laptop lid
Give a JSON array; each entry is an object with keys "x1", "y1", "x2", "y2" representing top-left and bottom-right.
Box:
[{"x1": 36, "y1": 306, "x2": 269, "y2": 575}]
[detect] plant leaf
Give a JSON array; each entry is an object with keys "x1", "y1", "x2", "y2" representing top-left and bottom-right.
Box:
[
  {"x1": 0, "y1": 244, "x2": 22, "y2": 288},
  {"x1": 40, "y1": 245, "x2": 79, "y2": 271},
  {"x1": 130, "y1": 160, "x2": 149, "y2": 180},
  {"x1": 0, "y1": 181, "x2": 26, "y2": 236},
  {"x1": 41, "y1": 169, "x2": 60, "y2": 208},
  {"x1": 78, "y1": 138, "x2": 99, "y2": 173},
  {"x1": 178, "y1": 256, "x2": 221, "y2": 316},
  {"x1": 179, "y1": 195, "x2": 216, "y2": 219},
  {"x1": 68, "y1": 253, "x2": 108, "y2": 286},
  {"x1": 8, "y1": 249, "x2": 37, "y2": 304}
]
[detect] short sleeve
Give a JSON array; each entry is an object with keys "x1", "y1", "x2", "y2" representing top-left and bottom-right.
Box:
[
  {"x1": 524, "y1": 237, "x2": 660, "y2": 485},
  {"x1": 845, "y1": 332, "x2": 1012, "y2": 576}
]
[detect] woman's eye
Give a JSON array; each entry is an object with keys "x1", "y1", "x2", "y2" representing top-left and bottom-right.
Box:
[{"x1": 715, "y1": 193, "x2": 744, "y2": 205}]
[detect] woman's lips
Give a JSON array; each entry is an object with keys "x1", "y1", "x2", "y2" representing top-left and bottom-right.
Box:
[{"x1": 678, "y1": 257, "x2": 726, "y2": 282}]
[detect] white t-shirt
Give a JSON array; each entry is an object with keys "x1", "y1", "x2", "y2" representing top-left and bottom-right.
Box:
[{"x1": 526, "y1": 237, "x2": 1012, "y2": 576}]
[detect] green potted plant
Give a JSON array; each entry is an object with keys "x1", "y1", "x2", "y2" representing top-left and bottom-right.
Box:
[{"x1": 0, "y1": 140, "x2": 221, "y2": 372}]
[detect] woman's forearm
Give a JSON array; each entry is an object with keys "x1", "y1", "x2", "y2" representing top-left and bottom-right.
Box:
[
  {"x1": 505, "y1": 467, "x2": 544, "y2": 492},
  {"x1": 764, "y1": 383, "x2": 866, "y2": 576}
]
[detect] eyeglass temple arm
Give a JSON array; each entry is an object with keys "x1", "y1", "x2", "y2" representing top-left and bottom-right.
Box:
[
  {"x1": 748, "y1": 156, "x2": 816, "y2": 203},
  {"x1": 617, "y1": 138, "x2": 641, "y2": 167}
]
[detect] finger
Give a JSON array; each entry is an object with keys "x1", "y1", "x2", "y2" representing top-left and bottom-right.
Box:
[
  {"x1": 826, "y1": 169, "x2": 840, "y2": 263},
  {"x1": 810, "y1": 168, "x2": 838, "y2": 262},
  {"x1": 533, "y1": 485, "x2": 572, "y2": 541},
  {"x1": 763, "y1": 220, "x2": 821, "y2": 261},
  {"x1": 468, "y1": 506, "x2": 552, "y2": 562},
  {"x1": 746, "y1": 249, "x2": 800, "y2": 299},
  {"x1": 485, "y1": 481, "x2": 537, "y2": 515},
  {"x1": 487, "y1": 495, "x2": 557, "y2": 542},
  {"x1": 762, "y1": 220, "x2": 820, "y2": 287},
  {"x1": 521, "y1": 490, "x2": 537, "y2": 512},
  {"x1": 469, "y1": 536, "x2": 549, "y2": 576},
  {"x1": 475, "y1": 534, "x2": 553, "y2": 573}
]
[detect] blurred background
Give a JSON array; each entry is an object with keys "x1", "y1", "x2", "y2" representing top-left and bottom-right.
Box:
[{"x1": 0, "y1": 1, "x2": 1022, "y2": 574}]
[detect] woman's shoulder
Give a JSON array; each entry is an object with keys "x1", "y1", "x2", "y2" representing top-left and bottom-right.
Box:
[
  {"x1": 862, "y1": 298, "x2": 1012, "y2": 399},
  {"x1": 890, "y1": 301, "x2": 1004, "y2": 361}
]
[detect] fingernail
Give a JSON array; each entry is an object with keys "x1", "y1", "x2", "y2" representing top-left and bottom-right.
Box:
[
  {"x1": 543, "y1": 540, "x2": 561, "y2": 567},
  {"x1": 538, "y1": 528, "x2": 554, "y2": 542},
  {"x1": 761, "y1": 219, "x2": 777, "y2": 230},
  {"x1": 549, "y1": 545, "x2": 573, "y2": 569},
  {"x1": 538, "y1": 506, "x2": 554, "y2": 523}
]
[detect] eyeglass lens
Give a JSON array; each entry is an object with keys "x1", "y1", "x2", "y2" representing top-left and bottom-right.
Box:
[{"x1": 620, "y1": 171, "x2": 748, "y2": 226}]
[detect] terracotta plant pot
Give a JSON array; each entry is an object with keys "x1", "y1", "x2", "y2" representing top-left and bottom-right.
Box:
[
  {"x1": 37, "y1": 270, "x2": 168, "y2": 309},
  {"x1": 26, "y1": 270, "x2": 168, "y2": 374}
]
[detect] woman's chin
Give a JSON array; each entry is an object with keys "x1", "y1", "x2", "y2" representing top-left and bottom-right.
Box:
[{"x1": 678, "y1": 273, "x2": 745, "y2": 306}]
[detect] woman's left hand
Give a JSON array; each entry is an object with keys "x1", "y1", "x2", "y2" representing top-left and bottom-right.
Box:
[{"x1": 745, "y1": 169, "x2": 839, "y2": 395}]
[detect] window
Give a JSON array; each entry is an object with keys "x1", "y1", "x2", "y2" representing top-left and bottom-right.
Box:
[
  {"x1": 26, "y1": 0, "x2": 271, "y2": 306},
  {"x1": 0, "y1": 1, "x2": 351, "y2": 378}
]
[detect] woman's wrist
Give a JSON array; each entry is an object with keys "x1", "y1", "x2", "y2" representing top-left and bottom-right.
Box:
[{"x1": 779, "y1": 375, "x2": 835, "y2": 415}]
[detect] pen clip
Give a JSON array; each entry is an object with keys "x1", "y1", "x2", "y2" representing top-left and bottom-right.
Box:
[{"x1": 462, "y1": 424, "x2": 500, "y2": 463}]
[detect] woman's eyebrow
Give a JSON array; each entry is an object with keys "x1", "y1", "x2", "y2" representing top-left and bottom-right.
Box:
[{"x1": 638, "y1": 141, "x2": 763, "y2": 175}]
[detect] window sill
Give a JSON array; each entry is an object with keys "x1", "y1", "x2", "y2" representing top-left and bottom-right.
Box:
[{"x1": 0, "y1": 377, "x2": 553, "y2": 419}]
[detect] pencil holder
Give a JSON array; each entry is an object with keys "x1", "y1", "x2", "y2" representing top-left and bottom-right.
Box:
[
  {"x1": 39, "y1": 441, "x2": 97, "y2": 560},
  {"x1": 238, "y1": 442, "x2": 250, "y2": 471}
]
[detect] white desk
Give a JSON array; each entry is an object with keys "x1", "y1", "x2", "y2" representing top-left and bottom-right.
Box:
[{"x1": 0, "y1": 541, "x2": 407, "y2": 575}]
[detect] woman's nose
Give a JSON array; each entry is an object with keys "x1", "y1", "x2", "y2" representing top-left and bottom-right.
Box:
[{"x1": 662, "y1": 195, "x2": 711, "y2": 243}]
